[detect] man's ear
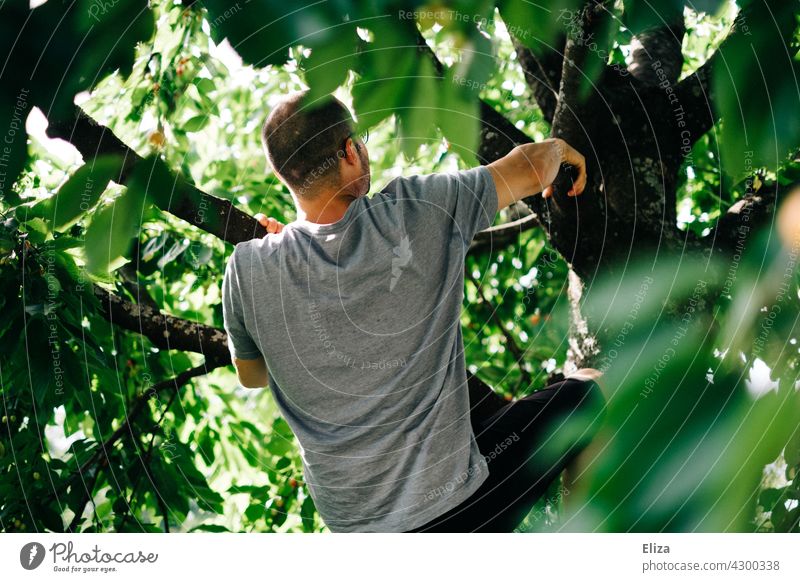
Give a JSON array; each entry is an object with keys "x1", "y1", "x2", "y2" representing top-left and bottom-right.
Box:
[{"x1": 344, "y1": 137, "x2": 360, "y2": 165}]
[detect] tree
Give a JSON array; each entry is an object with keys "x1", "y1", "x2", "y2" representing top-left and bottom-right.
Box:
[{"x1": 1, "y1": 0, "x2": 799, "y2": 533}]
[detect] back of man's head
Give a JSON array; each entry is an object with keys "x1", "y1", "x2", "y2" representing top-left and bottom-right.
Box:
[{"x1": 262, "y1": 92, "x2": 354, "y2": 197}]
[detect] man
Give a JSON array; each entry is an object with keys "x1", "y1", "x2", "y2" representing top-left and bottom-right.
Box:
[{"x1": 222, "y1": 92, "x2": 605, "y2": 532}]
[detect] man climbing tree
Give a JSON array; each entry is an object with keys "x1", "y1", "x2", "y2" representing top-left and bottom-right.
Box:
[
  {"x1": 1, "y1": 0, "x2": 799, "y2": 536},
  {"x1": 223, "y1": 91, "x2": 603, "y2": 532}
]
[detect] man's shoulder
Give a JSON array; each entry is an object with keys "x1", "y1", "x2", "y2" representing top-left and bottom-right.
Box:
[
  {"x1": 234, "y1": 232, "x2": 284, "y2": 256},
  {"x1": 228, "y1": 234, "x2": 283, "y2": 272},
  {"x1": 379, "y1": 167, "x2": 486, "y2": 198}
]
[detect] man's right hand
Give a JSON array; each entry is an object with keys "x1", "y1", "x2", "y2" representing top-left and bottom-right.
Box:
[
  {"x1": 255, "y1": 213, "x2": 285, "y2": 234},
  {"x1": 488, "y1": 138, "x2": 587, "y2": 210},
  {"x1": 542, "y1": 139, "x2": 587, "y2": 199}
]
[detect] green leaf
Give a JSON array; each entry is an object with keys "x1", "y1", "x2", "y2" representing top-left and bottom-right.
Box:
[
  {"x1": 621, "y1": 0, "x2": 683, "y2": 35},
  {"x1": 183, "y1": 115, "x2": 210, "y2": 133},
  {"x1": 83, "y1": 190, "x2": 139, "y2": 274},
  {"x1": 21, "y1": 217, "x2": 49, "y2": 244},
  {"x1": 84, "y1": 159, "x2": 155, "y2": 275},
  {"x1": 300, "y1": 495, "x2": 317, "y2": 532},
  {"x1": 36, "y1": 503, "x2": 65, "y2": 532},
  {"x1": 244, "y1": 502, "x2": 265, "y2": 521},
  {"x1": 151, "y1": 457, "x2": 190, "y2": 520},
  {"x1": 759, "y1": 487, "x2": 785, "y2": 512},
  {"x1": 189, "y1": 524, "x2": 231, "y2": 532},
  {"x1": 352, "y1": 76, "x2": 405, "y2": 130},
  {"x1": 197, "y1": 427, "x2": 217, "y2": 465},
  {"x1": 303, "y1": 26, "x2": 358, "y2": 100},
  {"x1": 203, "y1": 0, "x2": 339, "y2": 67},
  {"x1": 712, "y1": 1, "x2": 800, "y2": 179},
  {"x1": 193, "y1": 77, "x2": 216, "y2": 95},
  {"x1": 352, "y1": 20, "x2": 417, "y2": 131},
  {"x1": 49, "y1": 156, "x2": 125, "y2": 231},
  {"x1": 497, "y1": 0, "x2": 584, "y2": 53},
  {"x1": 452, "y1": 30, "x2": 494, "y2": 96},
  {"x1": 398, "y1": 59, "x2": 440, "y2": 159},
  {"x1": 438, "y1": 68, "x2": 481, "y2": 165}
]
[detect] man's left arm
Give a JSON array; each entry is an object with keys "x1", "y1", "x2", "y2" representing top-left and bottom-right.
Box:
[
  {"x1": 223, "y1": 215, "x2": 286, "y2": 389},
  {"x1": 222, "y1": 250, "x2": 269, "y2": 389}
]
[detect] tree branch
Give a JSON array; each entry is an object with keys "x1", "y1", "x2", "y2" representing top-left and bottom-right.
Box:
[
  {"x1": 708, "y1": 179, "x2": 795, "y2": 256},
  {"x1": 512, "y1": 35, "x2": 565, "y2": 122},
  {"x1": 627, "y1": 10, "x2": 686, "y2": 85},
  {"x1": 93, "y1": 285, "x2": 231, "y2": 366},
  {"x1": 476, "y1": 100, "x2": 533, "y2": 163},
  {"x1": 48, "y1": 109, "x2": 268, "y2": 245},
  {"x1": 119, "y1": 262, "x2": 159, "y2": 310},
  {"x1": 552, "y1": 0, "x2": 613, "y2": 127},
  {"x1": 469, "y1": 213, "x2": 539, "y2": 253}
]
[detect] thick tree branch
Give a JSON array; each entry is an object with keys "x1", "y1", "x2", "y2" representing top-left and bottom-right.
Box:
[
  {"x1": 476, "y1": 100, "x2": 532, "y2": 163},
  {"x1": 673, "y1": 47, "x2": 718, "y2": 145},
  {"x1": 709, "y1": 179, "x2": 796, "y2": 256},
  {"x1": 93, "y1": 285, "x2": 231, "y2": 366},
  {"x1": 48, "y1": 109, "x2": 268, "y2": 245},
  {"x1": 552, "y1": 1, "x2": 613, "y2": 126},
  {"x1": 627, "y1": 11, "x2": 686, "y2": 85},
  {"x1": 512, "y1": 35, "x2": 565, "y2": 122}
]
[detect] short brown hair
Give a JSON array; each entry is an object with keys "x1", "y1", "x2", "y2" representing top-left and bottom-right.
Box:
[{"x1": 262, "y1": 92, "x2": 354, "y2": 196}]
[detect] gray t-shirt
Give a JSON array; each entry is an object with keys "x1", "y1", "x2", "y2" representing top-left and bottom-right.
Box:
[{"x1": 222, "y1": 166, "x2": 499, "y2": 532}]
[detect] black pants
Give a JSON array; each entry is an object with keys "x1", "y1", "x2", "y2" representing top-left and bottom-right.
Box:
[{"x1": 409, "y1": 375, "x2": 605, "y2": 532}]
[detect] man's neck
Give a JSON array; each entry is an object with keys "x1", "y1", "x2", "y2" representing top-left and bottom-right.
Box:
[{"x1": 294, "y1": 190, "x2": 357, "y2": 225}]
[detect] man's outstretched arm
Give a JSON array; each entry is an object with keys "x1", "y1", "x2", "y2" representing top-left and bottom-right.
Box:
[{"x1": 487, "y1": 138, "x2": 587, "y2": 211}]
